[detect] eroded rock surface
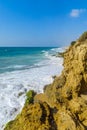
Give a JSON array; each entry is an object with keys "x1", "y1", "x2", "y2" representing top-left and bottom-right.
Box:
[{"x1": 4, "y1": 32, "x2": 87, "y2": 130}]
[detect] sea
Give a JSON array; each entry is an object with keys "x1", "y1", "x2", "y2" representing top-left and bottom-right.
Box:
[{"x1": 0, "y1": 47, "x2": 63, "y2": 129}]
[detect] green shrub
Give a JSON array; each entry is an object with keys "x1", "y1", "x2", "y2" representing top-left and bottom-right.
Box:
[
  {"x1": 70, "y1": 41, "x2": 76, "y2": 46},
  {"x1": 78, "y1": 32, "x2": 87, "y2": 42},
  {"x1": 4, "y1": 120, "x2": 14, "y2": 130},
  {"x1": 25, "y1": 90, "x2": 36, "y2": 105}
]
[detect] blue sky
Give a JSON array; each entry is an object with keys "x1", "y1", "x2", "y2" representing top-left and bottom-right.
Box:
[{"x1": 0, "y1": 0, "x2": 87, "y2": 46}]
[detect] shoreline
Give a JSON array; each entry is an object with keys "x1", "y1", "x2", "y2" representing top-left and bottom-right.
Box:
[
  {"x1": 4, "y1": 32, "x2": 87, "y2": 130},
  {"x1": 0, "y1": 48, "x2": 63, "y2": 130}
]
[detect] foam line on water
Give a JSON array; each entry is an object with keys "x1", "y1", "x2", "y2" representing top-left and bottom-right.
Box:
[{"x1": 0, "y1": 47, "x2": 64, "y2": 130}]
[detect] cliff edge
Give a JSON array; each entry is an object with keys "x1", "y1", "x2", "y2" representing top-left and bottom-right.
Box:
[{"x1": 4, "y1": 32, "x2": 87, "y2": 130}]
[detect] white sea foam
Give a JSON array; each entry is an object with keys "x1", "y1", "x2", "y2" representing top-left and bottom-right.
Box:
[{"x1": 0, "y1": 48, "x2": 63, "y2": 130}]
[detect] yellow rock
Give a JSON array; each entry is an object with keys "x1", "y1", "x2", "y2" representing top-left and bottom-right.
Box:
[{"x1": 4, "y1": 32, "x2": 87, "y2": 130}]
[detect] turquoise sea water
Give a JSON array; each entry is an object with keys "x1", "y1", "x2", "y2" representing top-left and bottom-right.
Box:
[
  {"x1": 0, "y1": 47, "x2": 63, "y2": 130},
  {"x1": 0, "y1": 47, "x2": 55, "y2": 73}
]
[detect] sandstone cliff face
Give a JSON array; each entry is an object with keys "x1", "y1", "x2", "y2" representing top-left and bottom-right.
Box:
[{"x1": 4, "y1": 32, "x2": 87, "y2": 130}]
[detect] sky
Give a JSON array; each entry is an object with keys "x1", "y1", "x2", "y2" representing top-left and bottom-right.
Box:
[{"x1": 0, "y1": 0, "x2": 87, "y2": 47}]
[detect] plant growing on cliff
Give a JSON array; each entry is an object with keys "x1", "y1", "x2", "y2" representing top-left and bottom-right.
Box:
[
  {"x1": 78, "y1": 31, "x2": 87, "y2": 42},
  {"x1": 4, "y1": 121, "x2": 14, "y2": 130},
  {"x1": 25, "y1": 90, "x2": 36, "y2": 105},
  {"x1": 70, "y1": 41, "x2": 76, "y2": 46}
]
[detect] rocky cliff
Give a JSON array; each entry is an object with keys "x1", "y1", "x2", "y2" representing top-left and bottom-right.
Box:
[{"x1": 4, "y1": 32, "x2": 87, "y2": 130}]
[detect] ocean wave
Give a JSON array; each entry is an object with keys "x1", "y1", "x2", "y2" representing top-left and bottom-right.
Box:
[
  {"x1": 0, "y1": 65, "x2": 27, "y2": 70},
  {"x1": 0, "y1": 47, "x2": 64, "y2": 130}
]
